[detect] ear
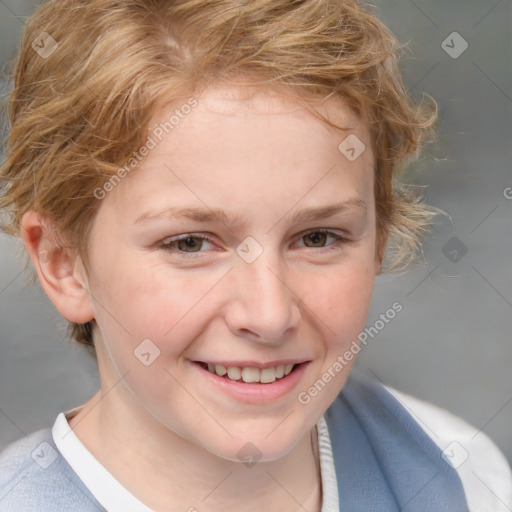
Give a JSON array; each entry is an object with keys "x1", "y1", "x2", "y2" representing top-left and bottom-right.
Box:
[{"x1": 20, "y1": 210, "x2": 95, "y2": 323}]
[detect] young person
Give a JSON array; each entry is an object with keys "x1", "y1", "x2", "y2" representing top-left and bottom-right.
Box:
[{"x1": 0, "y1": 0, "x2": 510, "y2": 510}]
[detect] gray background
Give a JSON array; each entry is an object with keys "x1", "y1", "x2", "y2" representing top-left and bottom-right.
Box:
[{"x1": 0, "y1": 0, "x2": 511, "y2": 469}]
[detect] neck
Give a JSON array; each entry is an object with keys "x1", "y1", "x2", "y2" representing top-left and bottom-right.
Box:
[{"x1": 68, "y1": 388, "x2": 323, "y2": 512}]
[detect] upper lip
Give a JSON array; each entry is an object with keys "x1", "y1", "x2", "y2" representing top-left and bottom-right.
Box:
[{"x1": 192, "y1": 359, "x2": 310, "y2": 369}]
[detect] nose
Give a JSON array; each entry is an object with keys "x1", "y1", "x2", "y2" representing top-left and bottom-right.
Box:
[{"x1": 223, "y1": 250, "x2": 302, "y2": 344}]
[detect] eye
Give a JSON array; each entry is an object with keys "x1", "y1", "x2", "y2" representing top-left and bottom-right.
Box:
[
  {"x1": 295, "y1": 229, "x2": 346, "y2": 250},
  {"x1": 159, "y1": 229, "x2": 347, "y2": 257},
  {"x1": 160, "y1": 234, "x2": 214, "y2": 254}
]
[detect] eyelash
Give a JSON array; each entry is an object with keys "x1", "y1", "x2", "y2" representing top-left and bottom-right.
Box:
[{"x1": 159, "y1": 229, "x2": 348, "y2": 257}]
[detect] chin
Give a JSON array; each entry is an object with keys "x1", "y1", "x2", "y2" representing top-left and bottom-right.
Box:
[{"x1": 203, "y1": 423, "x2": 309, "y2": 466}]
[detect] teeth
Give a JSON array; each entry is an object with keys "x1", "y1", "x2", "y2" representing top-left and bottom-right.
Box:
[
  {"x1": 214, "y1": 364, "x2": 227, "y2": 376},
  {"x1": 260, "y1": 367, "x2": 276, "y2": 383},
  {"x1": 241, "y1": 367, "x2": 260, "y2": 383},
  {"x1": 205, "y1": 363, "x2": 298, "y2": 383},
  {"x1": 227, "y1": 366, "x2": 242, "y2": 380}
]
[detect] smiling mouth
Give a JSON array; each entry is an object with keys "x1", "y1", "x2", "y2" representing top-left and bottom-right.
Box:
[{"x1": 195, "y1": 361, "x2": 301, "y2": 384}]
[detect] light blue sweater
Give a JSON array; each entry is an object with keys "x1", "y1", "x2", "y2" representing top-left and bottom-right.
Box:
[{"x1": 0, "y1": 369, "x2": 469, "y2": 511}]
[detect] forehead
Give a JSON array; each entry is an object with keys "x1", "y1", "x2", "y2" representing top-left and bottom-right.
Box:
[
  {"x1": 101, "y1": 84, "x2": 374, "y2": 227},
  {"x1": 154, "y1": 83, "x2": 367, "y2": 146}
]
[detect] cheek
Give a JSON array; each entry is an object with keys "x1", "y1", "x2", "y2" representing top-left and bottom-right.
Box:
[
  {"x1": 89, "y1": 253, "x2": 222, "y2": 354},
  {"x1": 301, "y1": 259, "x2": 376, "y2": 339},
  {"x1": 294, "y1": 263, "x2": 375, "y2": 409}
]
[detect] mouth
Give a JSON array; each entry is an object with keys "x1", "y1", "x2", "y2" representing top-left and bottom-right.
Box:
[{"x1": 193, "y1": 361, "x2": 305, "y2": 384}]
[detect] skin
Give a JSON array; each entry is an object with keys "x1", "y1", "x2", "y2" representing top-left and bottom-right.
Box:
[{"x1": 21, "y1": 84, "x2": 383, "y2": 512}]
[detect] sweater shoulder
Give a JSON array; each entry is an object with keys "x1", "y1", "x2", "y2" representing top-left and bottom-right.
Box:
[{"x1": 0, "y1": 427, "x2": 104, "y2": 512}]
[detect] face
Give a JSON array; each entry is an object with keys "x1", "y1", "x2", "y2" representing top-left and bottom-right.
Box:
[{"x1": 81, "y1": 85, "x2": 380, "y2": 462}]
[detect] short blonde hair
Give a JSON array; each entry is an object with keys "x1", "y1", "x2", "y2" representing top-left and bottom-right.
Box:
[{"x1": 0, "y1": 0, "x2": 438, "y2": 348}]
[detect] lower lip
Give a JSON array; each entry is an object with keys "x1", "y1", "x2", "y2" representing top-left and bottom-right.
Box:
[{"x1": 189, "y1": 361, "x2": 310, "y2": 403}]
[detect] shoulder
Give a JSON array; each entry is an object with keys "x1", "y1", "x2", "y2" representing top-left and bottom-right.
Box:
[
  {"x1": 0, "y1": 427, "x2": 53, "y2": 492},
  {"x1": 324, "y1": 368, "x2": 512, "y2": 511},
  {"x1": 386, "y1": 386, "x2": 512, "y2": 512},
  {"x1": 0, "y1": 427, "x2": 104, "y2": 512}
]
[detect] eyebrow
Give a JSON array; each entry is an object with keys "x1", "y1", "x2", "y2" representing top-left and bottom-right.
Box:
[{"x1": 134, "y1": 198, "x2": 368, "y2": 227}]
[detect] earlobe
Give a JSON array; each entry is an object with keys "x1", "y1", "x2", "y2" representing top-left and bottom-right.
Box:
[{"x1": 20, "y1": 210, "x2": 95, "y2": 324}]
